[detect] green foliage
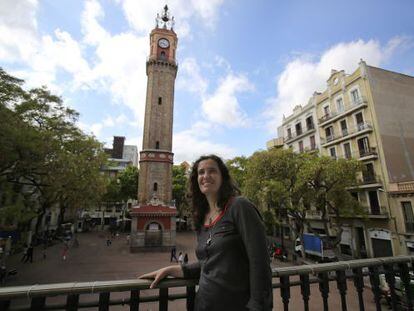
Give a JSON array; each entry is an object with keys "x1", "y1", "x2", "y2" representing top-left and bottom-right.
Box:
[
  {"x1": 103, "y1": 166, "x2": 139, "y2": 203},
  {"x1": 172, "y1": 164, "x2": 189, "y2": 216},
  {"x1": 0, "y1": 67, "x2": 108, "y2": 228},
  {"x1": 226, "y1": 156, "x2": 248, "y2": 191},
  {"x1": 244, "y1": 148, "x2": 363, "y2": 249}
]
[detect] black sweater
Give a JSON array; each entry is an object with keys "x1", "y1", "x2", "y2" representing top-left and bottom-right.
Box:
[{"x1": 182, "y1": 196, "x2": 273, "y2": 311}]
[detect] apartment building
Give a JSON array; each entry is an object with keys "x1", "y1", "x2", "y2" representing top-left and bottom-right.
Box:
[
  {"x1": 278, "y1": 97, "x2": 320, "y2": 153},
  {"x1": 270, "y1": 60, "x2": 414, "y2": 258}
]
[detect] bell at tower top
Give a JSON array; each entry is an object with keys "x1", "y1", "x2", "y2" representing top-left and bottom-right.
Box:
[{"x1": 155, "y1": 5, "x2": 175, "y2": 31}]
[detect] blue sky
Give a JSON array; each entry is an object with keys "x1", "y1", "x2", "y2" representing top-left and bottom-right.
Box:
[{"x1": 1, "y1": 0, "x2": 414, "y2": 163}]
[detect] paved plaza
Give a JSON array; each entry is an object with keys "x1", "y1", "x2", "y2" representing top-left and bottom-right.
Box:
[{"x1": 2, "y1": 231, "x2": 388, "y2": 310}]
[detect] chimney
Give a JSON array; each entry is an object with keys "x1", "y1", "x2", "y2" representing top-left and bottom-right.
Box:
[{"x1": 112, "y1": 136, "x2": 125, "y2": 159}]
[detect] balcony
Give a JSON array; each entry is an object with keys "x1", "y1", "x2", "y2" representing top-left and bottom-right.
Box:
[
  {"x1": 318, "y1": 96, "x2": 368, "y2": 127},
  {"x1": 305, "y1": 210, "x2": 323, "y2": 219},
  {"x1": 284, "y1": 127, "x2": 316, "y2": 144},
  {"x1": 333, "y1": 148, "x2": 378, "y2": 161},
  {"x1": 1, "y1": 256, "x2": 414, "y2": 310},
  {"x1": 321, "y1": 122, "x2": 373, "y2": 147}
]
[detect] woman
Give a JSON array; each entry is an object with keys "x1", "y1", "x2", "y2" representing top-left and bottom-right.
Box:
[{"x1": 139, "y1": 154, "x2": 273, "y2": 310}]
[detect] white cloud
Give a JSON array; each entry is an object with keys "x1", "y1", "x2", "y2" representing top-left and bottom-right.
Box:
[
  {"x1": 177, "y1": 57, "x2": 208, "y2": 95},
  {"x1": 118, "y1": 0, "x2": 225, "y2": 37},
  {"x1": 81, "y1": 0, "x2": 108, "y2": 46},
  {"x1": 202, "y1": 73, "x2": 254, "y2": 127},
  {"x1": 265, "y1": 37, "x2": 411, "y2": 132},
  {"x1": 173, "y1": 122, "x2": 236, "y2": 163},
  {"x1": 0, "y1": 0, "x2": 38, "y2": 62}
]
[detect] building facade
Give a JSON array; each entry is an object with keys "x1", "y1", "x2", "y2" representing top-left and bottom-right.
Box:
[{"x1": 270, "y1": 60, "x2": 414, "y2": 258}]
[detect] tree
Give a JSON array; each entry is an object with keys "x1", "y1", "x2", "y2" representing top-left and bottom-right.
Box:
[
  {"x1": 172, "y1": 164, "x2": 189, "y2": 217},
  {"x1": 0, "y1": 68, "x2": 108, "y2": 230},
  {"x1": 244, "y1": 148, "x2": 363, "y2": 257},
  {"x1": 226, "y1": 156, "x2": 248, "y2": 191},
  {"x1": 102, "y1": 166, "x2": 139, "y2": 203}
]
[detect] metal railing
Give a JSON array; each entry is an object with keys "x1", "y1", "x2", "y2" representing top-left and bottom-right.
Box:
[
  {"x1": 321, "y1": 122, "x2": 373, "y2": 146},
  {"x1": 318, "y1": 96, "x2": 368, "y2": 125},
  {"x1": 1, "y1": 256, "x2": 414, "y2": 310}
]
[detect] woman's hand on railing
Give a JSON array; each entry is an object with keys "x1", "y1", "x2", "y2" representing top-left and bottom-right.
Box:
[{"x1": 138, "y1": 265, "x2": 184, "y2": 289}]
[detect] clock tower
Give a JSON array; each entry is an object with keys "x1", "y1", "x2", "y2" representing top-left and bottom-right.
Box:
[{"x1": 130, "y1": 6, "x2": 178, "y2": 251}]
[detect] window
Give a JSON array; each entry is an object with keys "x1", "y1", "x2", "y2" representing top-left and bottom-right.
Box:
[
  {"x1": 306, "y1": 116, "x2": 314, "y2": 130},
  {"x1": 402, "y1": 201, "x2": 414, "y2": 232},
  {"x1": 295, "y1": 123, "x2": 302, "y2": 136},
  {"x1": 355, "y1": 112, "x2": 364, "y2": 129},
  {"x1": 329, "y1": 147, "x2": 336, "y2": 159},
  {"x1": 286, "y1": 128, "x2": 292, "y2": 139},
  {"x1": 351, "y1": 89, "x2": 360, "y2": 104},
  {"x1": 357, "y1": 137, "x2": 370, "y2": 157},
  {"x1": 156, "y1": 141, "x2": 160, "y2": 149},
  {"x1": 336, "y1": 97, "x2": 344, "y2": 113},
  {"x1": 363, "y1": 163, "x2": 375, "y2": 182},
  {"x1": 325, "y1": 126, "x2": 334, "y2": 141},
  {"x1": 340, "y1": 119, "x2": 348, "y2": 136},
  {"x1": 368, "y1": 191, "x2": 380, "y2": 215},
  {"x1": 343, "y1": 142, "x2": 352, "y2": 159},
  {"x1": 153, "y1": 183, "x2": 158, "y2": 192},
  {"x1": 310, "y1": 135, "x2": 316, "y2": 150},
  {"x1": 298, "y1": 141, "x2": 304, "y2": 152},
  {"x1": 323, "y1": 105, "x2": 330, "y2": 117},
  {"x1": 160, "y1": 51, "x2": 166, "y2": 60},
  {"x1": 158, "y1": 97, "x2": 162, "y2": 105}
]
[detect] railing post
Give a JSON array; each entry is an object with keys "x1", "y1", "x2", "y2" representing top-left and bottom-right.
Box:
[
  {"x1": 186, "y1": 285, "x2": 195, "y2": 311},
  {"x1": 352, "y1": 267, "x2": 365, "y2": 311},
  {"x1": 384, "y1": 263, "x2": 399, "y2": 311},
  {"x1": 318, "y1": 272, "x2": 329, "y2": 311},
  {"x1": 336, "y1": 270, "x2": 347, "y2": 311},
  {"x1": 66, "y1": 294, "x2": 79, "y2": 311},
  {"x1": 159, "y1": 287, "x2": 168, "y2": 311},
  {"x1": 99, "y1": 292, "x2": 110, "y2": 311},
  {"x1": 280, "y1": 275, "x2": 290, "y2": 311},
  {"x1": 368, "y1": 265, "x2": 382, "y2": 311},
  {"x1": 300, "y1": 274, "x2": 310, "y2": 311},
  {"x1": 399, "y1": 262, "x2": 414, "y2": 311},
  {"x1": 130, "y1": 289, "x2": 140, "y2": 311},
  {"x1": 30, "y1": 297, "x2": 46, "y2": 311}
]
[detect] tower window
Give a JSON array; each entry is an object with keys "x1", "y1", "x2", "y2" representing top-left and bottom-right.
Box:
[
  {"x1": 158, "y1": 97, "x2": 162, "y2": 105},
  {"x1": 156, "y1": 141, "x2": 160, "y2": 149},
  {"x1": 153, "y1": 183, "x2": 158, "y2": 192},
  {"x1": 160, "y1": 51, "x2": 166, "y2": 60}
]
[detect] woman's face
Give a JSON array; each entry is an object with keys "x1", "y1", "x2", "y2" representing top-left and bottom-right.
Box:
[{"x1": 197, "y1": 159, "x2": 223, "y2": 198}]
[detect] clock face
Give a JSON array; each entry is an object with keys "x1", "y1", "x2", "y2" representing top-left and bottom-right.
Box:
[{"x1": 158, "y1": 38, "x2": 170, "y2": 48}]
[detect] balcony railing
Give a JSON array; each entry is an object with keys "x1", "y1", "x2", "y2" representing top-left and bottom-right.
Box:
[
  {"x1": 318, "y1": 96, "x2": 368, "y2": 126},
  {"x1": 284, "y1": 127, "x2": 316, "y2": 143},
  {"x1": 1, "y1": 256, "x2": 414, "y2": 310},
  {"x1": 321, "y1": 122, "x2": 373, "y2": 146}
]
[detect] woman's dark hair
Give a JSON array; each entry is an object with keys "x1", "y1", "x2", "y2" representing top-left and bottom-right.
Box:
[{"x1": 188, "y1": 154, "x2": 240, "y2": 230}]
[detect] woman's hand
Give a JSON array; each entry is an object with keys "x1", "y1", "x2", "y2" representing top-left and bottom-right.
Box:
[{"x1": 138, "y1": 265, "x2": 184, "y2": 289}]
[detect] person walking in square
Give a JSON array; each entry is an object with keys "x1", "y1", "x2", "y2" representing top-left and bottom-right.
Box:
[
  {"x1": 24, "y1": 244, "x2": 33, "y2": 263},
  {"x1": 170, "y1": 246, "x2": 178, "y2": 262}
]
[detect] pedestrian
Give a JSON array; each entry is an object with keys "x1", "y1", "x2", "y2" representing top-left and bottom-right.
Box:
[
  {"x1": 170, "y1": 246, "x2": 178, "y2": 262},
  {"x1": 178, "y1": 252, "x2": 183, "y2": 264},
  {"x1": 20, "y1": 244, "x2": 28, "y2": 263},
  {"x1": 24, "y1": 244, "x2": 33, "y2": 263},
  {"x1": 62, "y1": 242, "x2": 69, "y2": 260},
  {"x1": 126, "y1": 234, "x2": 130, "y2": 245},
  {"x1": 183, "y1": 253, "x2": 188, "y2": 264},
  {"x1": 139, "y1": 154, "x2": 273, "y2": 310},
  {"x1": 106, "y1": 237, "x2": 111, "y2": 246}
]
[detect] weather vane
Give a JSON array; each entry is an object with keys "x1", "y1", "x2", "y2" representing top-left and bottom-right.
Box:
[{"x1": 155, "y1": 5, "x2": 175, "y2": 30}]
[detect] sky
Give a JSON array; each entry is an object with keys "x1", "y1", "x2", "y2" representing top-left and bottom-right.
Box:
[{"x1": 1, "y1": 0, "x2": 414, "y2": 164}]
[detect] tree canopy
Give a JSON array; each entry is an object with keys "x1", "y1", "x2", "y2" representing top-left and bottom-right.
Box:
[{"x1": 0, "y1": 68, "x2": 108, "y2": 229}]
